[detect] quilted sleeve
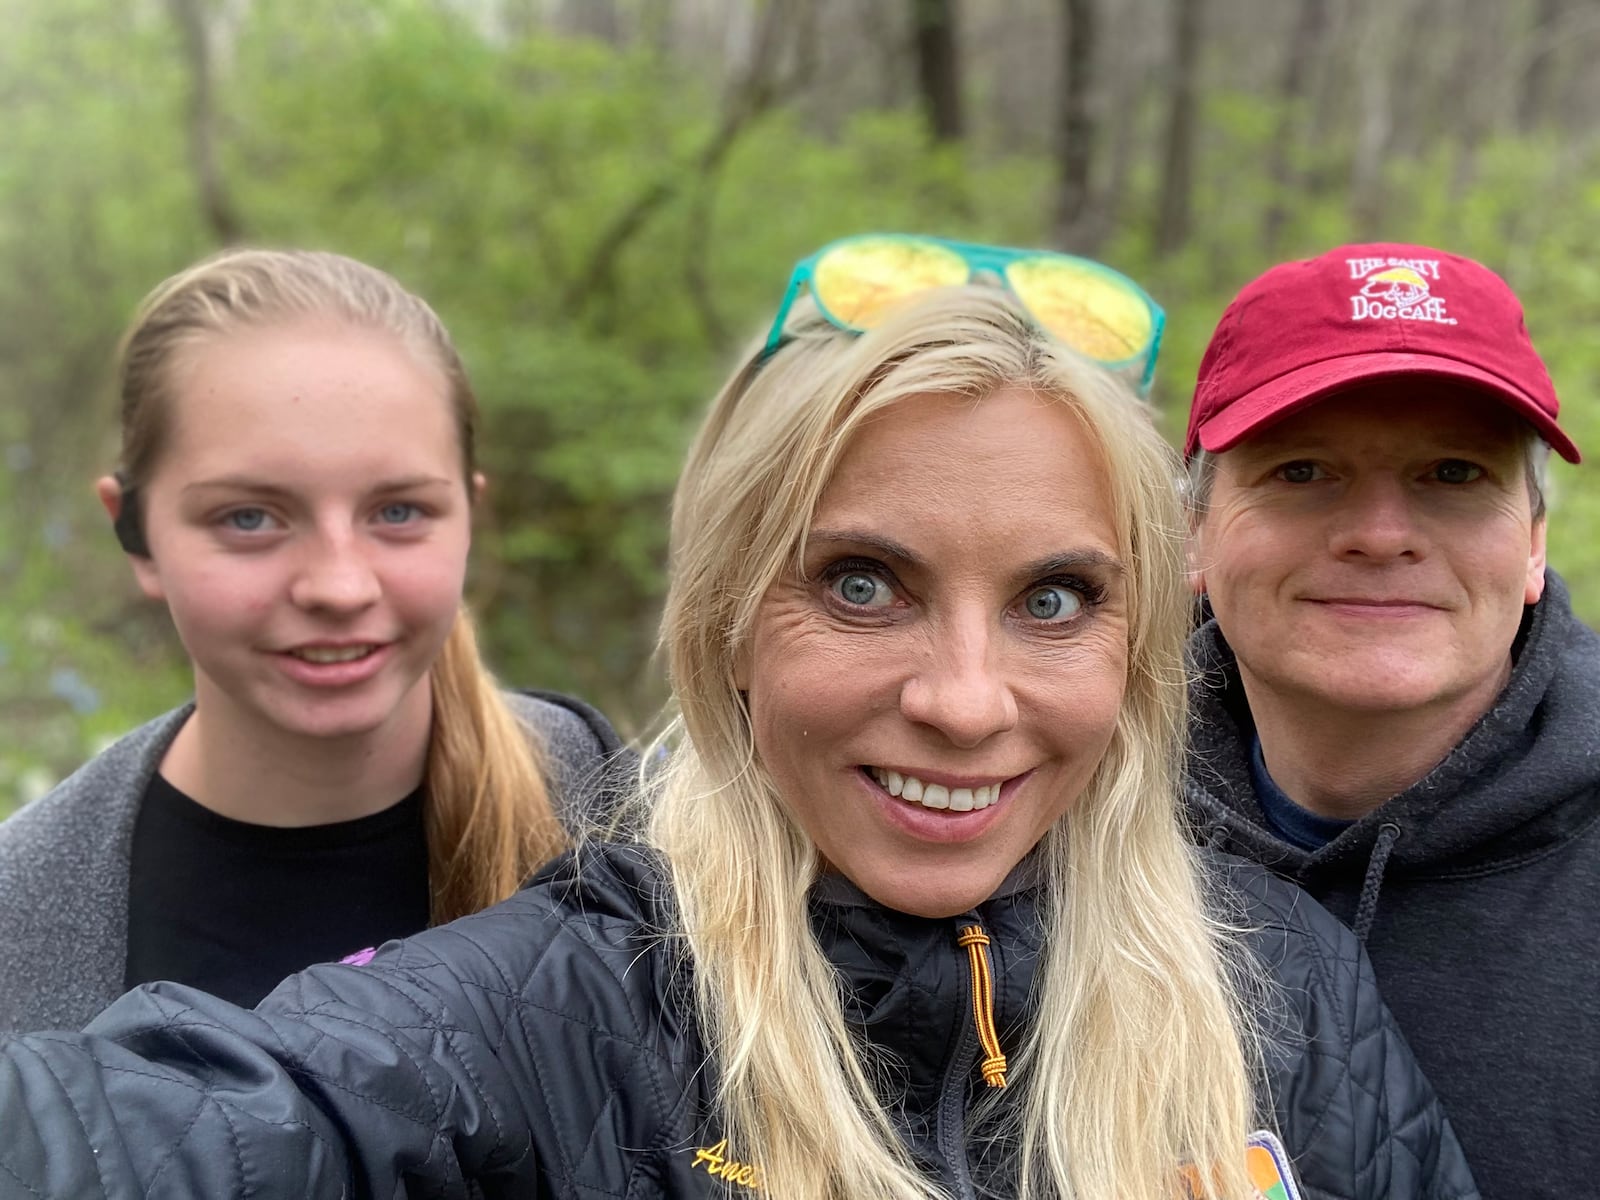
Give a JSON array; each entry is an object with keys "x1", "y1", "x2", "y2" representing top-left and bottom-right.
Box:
[
  {"x1": 1253, "y1": 887, "x2": 1481, "y2": 1200},
  {"x1": 0, "y1": 886, "x2": 666, "y2": 1198}
]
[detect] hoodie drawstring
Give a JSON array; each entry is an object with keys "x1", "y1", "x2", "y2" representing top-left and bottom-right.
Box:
[
  {"x1": 1352, "y1": 822, "x2": 1402, "y2": 943},
  {"x1": 956, "y1": 925, "x2": 1007, "y2": 1088}
]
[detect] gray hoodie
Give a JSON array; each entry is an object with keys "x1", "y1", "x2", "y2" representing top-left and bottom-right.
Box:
[
  {"x1": 1185, "y1": 570, "x2": 1600, "y2": 1200},
  {"x1": 0, "y1": 689, "x2": 628, "y2": 1034}
]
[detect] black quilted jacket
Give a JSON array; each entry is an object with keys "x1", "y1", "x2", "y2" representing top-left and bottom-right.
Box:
[{"x1": 0, "y1": 844, "x2": 1476, "y2": 1199}]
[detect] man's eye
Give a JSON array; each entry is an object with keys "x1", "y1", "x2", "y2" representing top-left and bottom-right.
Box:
[
  {"x1": 1433, "y1": 460, "x2": 1483, "y2": 485},
  {"x1": 1275, "y1": 462, "x2": 1322, "y2": 484},
  {"x1": 830, "y1": 571, "x2": 892, "y2": 608}
]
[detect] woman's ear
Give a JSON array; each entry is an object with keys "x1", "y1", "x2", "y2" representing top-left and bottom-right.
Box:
[{"x1": 471, "y1": 471, "x2": 487, "y2": 505}]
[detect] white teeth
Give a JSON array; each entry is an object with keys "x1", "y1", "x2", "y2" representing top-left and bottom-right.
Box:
[
  {"x1": 292, "y1": 645, "x2": 375, "y2": 664},
  {"x1": 869, "y1": 768, "x2": 1004, "y2": 813}
]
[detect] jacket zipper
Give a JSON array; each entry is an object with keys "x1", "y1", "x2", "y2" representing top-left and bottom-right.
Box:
[
  {"x1": 935, "y1": 919, "x2": 1006, "y2": 1200},
  {"x1": 957, "y1": 925, "x2": 1008, "y2": 1088}
]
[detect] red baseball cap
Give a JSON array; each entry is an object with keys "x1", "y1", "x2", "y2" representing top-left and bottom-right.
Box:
[{"x1": 1185, "y1": 242, "x2": 1580, "y2": 463}]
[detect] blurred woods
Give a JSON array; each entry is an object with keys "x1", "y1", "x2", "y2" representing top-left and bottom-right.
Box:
[{"x1": 4, "y1": 0, "x2": 1600, "y2": 811}]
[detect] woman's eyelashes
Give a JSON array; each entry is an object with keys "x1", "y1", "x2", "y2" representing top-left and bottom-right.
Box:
[
  {"x1": 821, "y1": 558, "x2": 899, "y2": 610},
  {"x1": 817, "y1": 557, "x2": 1108, "y2": 627},
  {"x1": 1016, "y1": 575, "x2": 1107, "y2": 625}
]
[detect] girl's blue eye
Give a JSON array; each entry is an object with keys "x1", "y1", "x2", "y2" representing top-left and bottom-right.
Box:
[
  {"x1": 378, "y1": 502, "x2": 418, "y2": 524},
  {"x1": 1023, "y1": 585, "x2": 1083, "y2": 622},
  {"x1": 833, "y1": 572, "x2": 890, "y2": 608},
  {"x1": 224, "y1": 508, "x2": 269, "y2": 532}
]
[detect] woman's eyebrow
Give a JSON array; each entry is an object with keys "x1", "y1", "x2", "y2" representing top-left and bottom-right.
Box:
[
  {"x1": 1018, "y1": 548, "x2": 1125, "y2": 580},
  {"x1": 804, "y1": 531, "x2": 1124, "y2": 581},
  {"x1": 805, "y1": 528, "x2": 923, "y2": 570}
]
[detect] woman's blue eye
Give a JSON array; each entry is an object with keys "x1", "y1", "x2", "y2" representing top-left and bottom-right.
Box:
[
  {"x1": 833, "y1": 572, "x2": 890, "y2": 607},
  {"x1": 1024, "y1": 585, "x2": 1083, "y2": 622},
  {"x1": 378, "y1": 502, "x2": 419, "y2": 524},
  {"x1": 223, "y1": 508, "x2": 269, "y2": 532}
]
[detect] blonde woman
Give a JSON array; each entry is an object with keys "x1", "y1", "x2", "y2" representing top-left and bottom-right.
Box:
[
  {"x1": 0, "y1": 249, "x2": 625, "y2": 1032},
  {"x1": 0, "y1": 239, "x2": 1474, "y2": 1200}
]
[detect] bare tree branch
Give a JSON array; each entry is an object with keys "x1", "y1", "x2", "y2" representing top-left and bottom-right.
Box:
[{"x1": 562, "y1": 0, "x2": 816, "y2": 314}]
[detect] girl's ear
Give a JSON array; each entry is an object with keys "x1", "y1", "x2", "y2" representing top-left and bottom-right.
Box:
[
  {"x1": 472, "y1": 471, "x2": 487, "y2": 504},
  {"x1": 96, "y1": 474, "x2": 164, "y2": 599},
  {"x1": 98, "y1": 474, "x2": 151, "y2": 558}
]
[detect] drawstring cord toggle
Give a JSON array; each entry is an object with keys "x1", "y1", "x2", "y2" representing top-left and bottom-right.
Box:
[{"x1": 957, "y1": 925, "x2": 1008, "y2": 1088}]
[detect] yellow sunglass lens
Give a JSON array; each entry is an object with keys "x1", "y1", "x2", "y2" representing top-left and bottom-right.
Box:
[
  {"x1": 813, "y1": 239, "x2": 969, "y2": 329},
  {"x1": 1006, "y1": 259, "x2": 1152, "y2": 363}
]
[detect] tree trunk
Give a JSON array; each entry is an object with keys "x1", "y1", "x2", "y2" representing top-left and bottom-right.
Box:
[
  {"x1": 560, "y1": 0, "x2": 623, "y2": 44},
  {"x1": 1262, "y1": 0, "x2": 1328, "y2": 253},
  {"x1": 1154, "y1": 0, "x2": 1204, "y2": 254},
  {"x1": 1053, "y1": 0, "x2": 1098, "y2": 248},
  {"x1": 1518, "y1": 0, "x2": 1564, "y2": 131},
  {"x1": 167, "y1": 0, "x2": 244, "y2": 245},
  {"x1": 910, "y1": 0, "x2": 964, "y2": 141},
  {"x1": 1349, "y1": 0, "x2": 1408, "y2": 234}
]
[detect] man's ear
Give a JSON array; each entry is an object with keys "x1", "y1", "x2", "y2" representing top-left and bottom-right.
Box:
[
  {"x1": 1184, "y1": 534, "x2": 1208, "y2": 596},
  {"x1": 1525, "y1": 516, "x2": 1549, "y2": 605}
]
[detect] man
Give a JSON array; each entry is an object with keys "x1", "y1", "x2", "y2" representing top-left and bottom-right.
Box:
[{"x1": 1183, "y1": 241, "x2": 1597, "y2": 1200}]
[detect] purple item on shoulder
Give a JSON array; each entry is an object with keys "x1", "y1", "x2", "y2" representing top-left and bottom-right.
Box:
[{"x1": 340, "y1": 947, "x2": 378, "y2": 966}]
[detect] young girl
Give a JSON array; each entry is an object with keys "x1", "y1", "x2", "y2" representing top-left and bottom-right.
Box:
[
  {"x1": 0, "y1": 249, "x2": 624, "y2": 1031},
  {"x1": 0, "y1": 243, "x2": 1474, "y2": 1200}
]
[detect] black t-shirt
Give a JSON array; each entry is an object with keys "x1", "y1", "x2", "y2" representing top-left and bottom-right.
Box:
[{"x1": 124, "y1": 773, "x2": 431, "y2": 1008}]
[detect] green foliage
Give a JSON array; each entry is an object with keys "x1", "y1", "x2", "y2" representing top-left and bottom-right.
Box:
[{"x1": 4, "y1": 2, "x2": 1599, "y2": 814}]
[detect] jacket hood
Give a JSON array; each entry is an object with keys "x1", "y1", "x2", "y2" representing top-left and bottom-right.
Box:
[{"x1": 1186, "y1": 569, "x2": 1600, "y2": 882}]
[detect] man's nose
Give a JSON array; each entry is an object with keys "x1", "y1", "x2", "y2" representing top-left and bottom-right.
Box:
[{"x1": 1327, "y1": 478, "x2": 1423, "y2": 562}]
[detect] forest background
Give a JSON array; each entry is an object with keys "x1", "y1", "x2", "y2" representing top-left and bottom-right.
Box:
[{"x1": 5, "y1": 0, "x2": 1600, "y2": 813}]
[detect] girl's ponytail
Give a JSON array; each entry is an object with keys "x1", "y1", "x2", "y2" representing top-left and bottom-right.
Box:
[{"x1": 424, "y1": 608, "x2": 565, "y2": 923}]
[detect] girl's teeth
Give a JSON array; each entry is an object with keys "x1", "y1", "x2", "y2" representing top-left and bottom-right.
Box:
[
  {"x1": 870, "y1": 769, "x2": 1001, "y2": 812},
  {"x1": 293, "y1": 645, "x2": 375, "y2": 664}
]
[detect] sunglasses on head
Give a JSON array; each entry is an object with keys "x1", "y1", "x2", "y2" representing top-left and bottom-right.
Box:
[{"x1": 762, "y1": 234, "x2": 1166, "y2": 395}]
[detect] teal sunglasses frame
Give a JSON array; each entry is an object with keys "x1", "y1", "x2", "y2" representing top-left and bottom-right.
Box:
[{"x1": 762, "y1": 233, "x2": 1166, "y2": 395}]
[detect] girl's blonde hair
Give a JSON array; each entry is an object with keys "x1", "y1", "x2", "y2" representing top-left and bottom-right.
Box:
[
  {"x1": 648, "y1": 287, "x2": 1262, "y2": 1199},
  {"x1": 113, "y1": 248, "x2": 564, "y2": 923}
]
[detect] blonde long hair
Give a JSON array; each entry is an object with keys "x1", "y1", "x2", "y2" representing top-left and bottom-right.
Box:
[
  {"x1": 113, "y1": 248, "x2": 564, "y2": 923},
  {"x1": 648, "y1": 288, "x2": 1261, "y2": 1199}
]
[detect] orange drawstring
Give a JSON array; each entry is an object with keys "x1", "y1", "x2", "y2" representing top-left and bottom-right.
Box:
[{"x1": 957, "y1": 925, "x2": 1008, "y2": 1088}]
